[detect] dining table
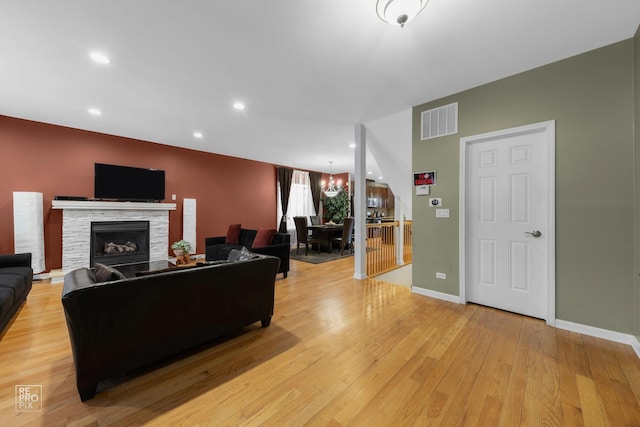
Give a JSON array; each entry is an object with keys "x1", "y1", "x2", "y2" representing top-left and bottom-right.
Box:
[{"x1": 307, "y1": 223, "x2": 343, "y2": 253}]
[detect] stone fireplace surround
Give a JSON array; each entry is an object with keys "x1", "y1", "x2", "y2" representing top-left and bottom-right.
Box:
[{"x1": 53, "y1": 200, "x2": 176, "y2": 273}]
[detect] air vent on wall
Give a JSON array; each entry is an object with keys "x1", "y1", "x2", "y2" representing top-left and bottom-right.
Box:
[{"x1": 421, "y1": 102, "x2": 458, "y2": 140}]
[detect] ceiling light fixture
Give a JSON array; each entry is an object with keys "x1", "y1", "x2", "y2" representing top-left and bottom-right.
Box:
[
  {"x1": 233, "y1": 102, "x2": 245, "y2": 111},
  {"x1": 376, "y1": 0, "x2": 429, "y2": 28},
  {"x1": 349, "y1": 143, "x2": 356, "y2": 148},
  {"x1": 90, "y1": 52, "x2": 110, "y2": 64},
  {"x1": 88, "y1": 108, "x2": 102, "y2": 116},
  {"x1": 324, "y1": 161, "x2": 342, "y2": 198},
  {"x1": 193, "y1": 131, "x2": 203, "y2": 139}
]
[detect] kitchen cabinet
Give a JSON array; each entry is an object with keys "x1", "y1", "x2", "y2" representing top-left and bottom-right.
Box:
[{"x1": 373, "y1": 184, "x2": 394, "y2": 210}]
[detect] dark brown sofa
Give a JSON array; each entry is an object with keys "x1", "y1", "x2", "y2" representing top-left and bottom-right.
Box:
[
  {"x1": 0, "y1": 253, "x2": 33, "y2": 335},
  {"x1": 205, "y1": 228, "x2": 290, "y2": 277},
  {"x1": 61, "y1": 254, "x2": 280, "y2": 401}
]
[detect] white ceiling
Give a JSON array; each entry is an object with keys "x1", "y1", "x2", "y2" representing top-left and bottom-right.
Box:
[{"x1": 1, "y1": 1, "x2": 639, "y2": 177}]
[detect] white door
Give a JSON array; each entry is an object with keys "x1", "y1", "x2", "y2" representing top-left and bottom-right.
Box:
[{"x1": 461, "y1": 121, "x2": 555, "y2": 320}]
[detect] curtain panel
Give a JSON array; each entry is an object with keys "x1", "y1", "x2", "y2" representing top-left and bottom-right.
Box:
[{"x1": 277, "y1": 167, "x2": 293, "y2": 233}]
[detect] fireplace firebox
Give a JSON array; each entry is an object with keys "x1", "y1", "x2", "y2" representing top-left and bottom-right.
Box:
[{"x1": 90, "y1": 221, "x2": 150, "y2": 267}]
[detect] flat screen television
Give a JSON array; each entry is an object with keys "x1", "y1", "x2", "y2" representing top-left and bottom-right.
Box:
[{"x1": 94, "y1": 163, "x2": 165, "y2": 202}]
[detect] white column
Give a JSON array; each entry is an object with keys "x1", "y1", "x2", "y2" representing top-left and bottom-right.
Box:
[
  {"x1": 395, "y1": 195, "x2": 404, "y2": 266},
  {"x1": 13, "y1": 192, "x2": 46, "y2": 273},
  {"x1": 354, "y1": 124, "x2": 367, "y2": 279}
]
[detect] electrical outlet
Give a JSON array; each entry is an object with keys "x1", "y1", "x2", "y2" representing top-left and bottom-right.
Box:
[{"x1": 436, "y1": 272, "x2": 446, "y2": 280}]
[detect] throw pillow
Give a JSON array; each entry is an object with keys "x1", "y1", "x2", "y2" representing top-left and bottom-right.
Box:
[
  {"x1": 225, "y1": 223, "x2": 242, "y2": 244},
  {"x1": 239, "y1": 246, "x2": 259, "y2": 261},
  {"x1": 93, "y1": 263, "x2": 127, "y2": 282},
  {"x1": 252, "y1": 228, "x2": 276, "y2": 248},
  {"x1": 227, "y1": 248, "x2": 243, "y2": 262},
  {"x1": 227, "y1": 246, "x2": 258, "y2": 262}
]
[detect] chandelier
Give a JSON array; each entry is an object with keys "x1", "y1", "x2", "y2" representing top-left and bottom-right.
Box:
[
  {"x1": 324, "y1": 161, "x2": 342, "y2": 198},
  {"x1": 376, "y1": 0, "x2": 429, "y2": 28}
]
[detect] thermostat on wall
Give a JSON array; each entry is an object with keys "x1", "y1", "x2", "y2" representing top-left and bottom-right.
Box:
[{"x1": 416, "y1": 185, "x2": 430, "y2": 196}]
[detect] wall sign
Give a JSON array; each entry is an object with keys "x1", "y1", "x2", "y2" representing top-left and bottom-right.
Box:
[
  {"x1": 414, "y1": 171, "x2": 435, "y2": 196},
  {"x1": 414, "y1": 171, "x2": 436, "y2": 186}
]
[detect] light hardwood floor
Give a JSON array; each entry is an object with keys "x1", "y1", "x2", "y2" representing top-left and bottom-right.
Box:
[{"x1": 1, "y1": 257, "x2": 640, "y2": 426}]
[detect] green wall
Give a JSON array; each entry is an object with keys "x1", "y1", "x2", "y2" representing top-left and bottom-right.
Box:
[{"x1": 412, "y1": 38, "x2": 636, "y2": 334}]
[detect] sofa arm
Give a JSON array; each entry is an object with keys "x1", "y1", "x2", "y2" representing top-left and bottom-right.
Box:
[
  {"x1": 204, "y1": 236, "x2": 225, "y2": 247},
  {"x1": 250, "y1": 243, "x2": 290, "y2": 277},
  {"x1": 272, "y1": 233, "x2": 290, "y2": 245},
  {"x1": 0, "y1": 253, "x2": 32, "y2": 269}
]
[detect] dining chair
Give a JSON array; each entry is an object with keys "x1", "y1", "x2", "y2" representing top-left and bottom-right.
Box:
[
  {"x1": 309, "y1": 215, "x2": 321, "y2": 225},
  {"x1": 331, "y1": 217, "x2": 355, "y2": 255},
  {"x1": 293, "y1": 216, "x2": 319, "y2": 255}
]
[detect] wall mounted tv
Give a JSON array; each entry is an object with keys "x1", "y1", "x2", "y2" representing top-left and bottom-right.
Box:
[{"x1": 94, "y1": 163, "x2": 165, "y2": 202}]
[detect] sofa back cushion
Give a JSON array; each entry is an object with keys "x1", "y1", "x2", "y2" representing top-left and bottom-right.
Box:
[
  {"x1": 238, "y1": 229, "x2": 257, "y2": 247},
  {"x1": 253, "y1": 228, "x2": 276, "y2": 248},
  {"x1": 225, "y1": 224, "x2": 242, "y2": 244}
]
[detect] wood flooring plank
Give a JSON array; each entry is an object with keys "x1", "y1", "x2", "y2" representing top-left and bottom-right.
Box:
[
  {"x1": 576, "y1": 373, "x2": 611, "y2": 427},
  {"x1": 1, "y1": 258, "x2": 640, "y2": 425}
]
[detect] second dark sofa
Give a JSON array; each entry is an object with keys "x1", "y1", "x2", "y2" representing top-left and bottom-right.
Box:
[
  {"x1": 205, "y1": 228, "x2": 290, "y2": 277},
  {"x1": 0, "y1": 253, "x2": 33, "y2": 335}
]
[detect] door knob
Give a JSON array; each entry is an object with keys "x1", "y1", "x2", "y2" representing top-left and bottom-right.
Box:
[{"x1": 524, "y1": 230, "x2": 542, "y2": 238}]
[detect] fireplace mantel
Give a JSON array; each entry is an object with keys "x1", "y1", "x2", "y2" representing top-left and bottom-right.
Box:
[
  {"x1": 52, "y1": 200, "x2": 176, "y2": 211},
  {"x1": 54, "y1": 200, "x2": 176, "y2": 273}
]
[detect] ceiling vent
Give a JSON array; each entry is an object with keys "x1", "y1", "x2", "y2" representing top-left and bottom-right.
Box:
[{"x1": 421, "y1": 102, "x2": 458, "y2": 140}]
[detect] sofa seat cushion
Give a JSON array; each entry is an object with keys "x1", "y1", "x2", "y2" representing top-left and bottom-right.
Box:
[
  {"x1": 0, "y1": 275, "x2": 26, "y2": 303},
  {"x1": 207, "y1": 244, "x2": 242, "y2": 261},
  {"x1": 0, "y1": 266, "x2": 33, "y2": 279}
]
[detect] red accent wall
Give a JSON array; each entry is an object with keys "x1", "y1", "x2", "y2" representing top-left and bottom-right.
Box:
[{"x1": 0, "y1": 116, "x2": 278, "y2": 270}]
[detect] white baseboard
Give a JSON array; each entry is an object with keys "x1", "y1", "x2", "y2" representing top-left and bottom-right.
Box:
[
  {"x1": 411, "y1": 286, "x2": 461, "y2": 304},
  {"x1": 555, "y1": 319, "x2": 640, "y2": 358},
  {"x1": 409, "y1": 287, "x2": 640, "y2": 359}
]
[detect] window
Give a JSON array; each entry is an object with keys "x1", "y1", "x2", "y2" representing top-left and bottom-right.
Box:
[{"x1": 277, "y1": 170, "x2": 316, "y2": 243}]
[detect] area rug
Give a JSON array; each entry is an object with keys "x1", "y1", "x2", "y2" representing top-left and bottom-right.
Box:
[{"x1": 290, "y1": 248, "x2": 353, "y2": 264}]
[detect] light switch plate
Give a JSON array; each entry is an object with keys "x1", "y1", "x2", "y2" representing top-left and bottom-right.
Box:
[{"x1": 436, "y1": 208, "x2": 450, "y2": 218}]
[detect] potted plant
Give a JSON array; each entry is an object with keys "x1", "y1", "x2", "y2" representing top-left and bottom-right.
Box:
[
  {"x1": 322, "y1": 189, "x2": 350, "y2": 224},
  {"x1": 171, "y1": 240, "x2": 192, "y2": 264}
]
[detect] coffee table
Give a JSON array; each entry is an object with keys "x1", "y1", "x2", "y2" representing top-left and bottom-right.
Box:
[
  {"x1": 112, "y1": 260, "x2": 177, "y2": 278},
  {"x1": 113, "y1": 256, "x2": 221, "y2": 278}
]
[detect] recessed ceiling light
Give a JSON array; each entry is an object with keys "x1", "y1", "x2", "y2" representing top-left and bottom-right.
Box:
[
  {"x1": 349, "y1": 143, "x2": 356, "y2": 148},
  {"x1": 193, "y1": 131, "x2": 203, "y2": 139},
  {"x1": 90, "y1": 52, "x2": 110, "y2": 65},
  {"x1": 233, "y1": 102, "x2": 245, "y2": 111},
  {"x1": 378, "y1": 176, "x2": 383, "y2": 180},
  {"x1": 88, "y1": 108, "x2": 102, "y2": 116},
  {"x1": 367, "y1": 171, "x2": 373, "y2": 175}
]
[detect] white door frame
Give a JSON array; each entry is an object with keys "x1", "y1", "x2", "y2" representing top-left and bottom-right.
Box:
[{"x1": 459, "y1": 120, "x2": 556, "y2": 325}]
